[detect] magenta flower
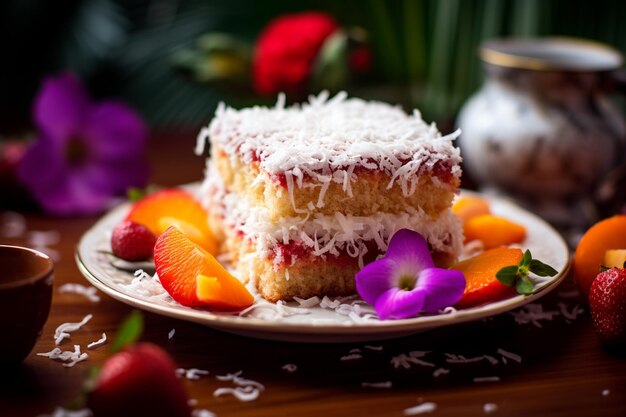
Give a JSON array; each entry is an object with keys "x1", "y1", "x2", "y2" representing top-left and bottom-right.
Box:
[
  {"x1": 17, "y1": 72, "x2": 149, "y2": 216},
  {"x1": 356, "y1": 229, "x2": 466, "y2": 320}
]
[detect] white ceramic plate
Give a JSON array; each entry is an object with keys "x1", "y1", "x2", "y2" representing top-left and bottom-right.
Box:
[{"x1": 76, "y1": 189, "x2": 570, "y2": 343}]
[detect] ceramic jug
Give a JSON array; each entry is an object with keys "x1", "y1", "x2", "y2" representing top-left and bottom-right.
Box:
[{"x1": 458, "y1": 38, "x2": 626, "y2": 229}]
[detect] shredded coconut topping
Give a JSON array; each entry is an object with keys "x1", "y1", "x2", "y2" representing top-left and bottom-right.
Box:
[
  {"x1": 58, "y1": 283, "x2": 101, "y2": 303},
  {"x1": 391, "y1": 351, "x2": 434, "y2": 369},
  {"x1": 203, "y1": 168, "x2": 462, "y2": 263},
  {"x1": 177, "y1": 368, "x2": 210, "y2": 380},
  {"x1": 282, "y1": 363, "x2": 298, "y2": 373},
  {"x1": 54, "y1": 314, "x2": 93, "y2": 345},
  {"x1": 483, "y1": 403, "x2": 498, "y2": 413},
  {"x1": 87, "y1": 333, "x2": 107, "y2": 350},
  {"x1": 214, "y1": 371, "x2": 264, "y2": 402},
  {"x1": 473, "y1": 376, "x2": 500, "y2": 383},
  {"x1": 404, "y1": 402, "x2": 437, "y2": 415},
  {"x1": 37, "y1": 345, "x2": 88, "y2": 367},
  {"x1": 36, "y1": 407, "x2": 92, "y2": 417},
  {"x1": 203, "y1": 91, "x2": 461, "y2": 210},
  {"x1": 361, "y1": 381, "x2": 393, "y2": 389}
]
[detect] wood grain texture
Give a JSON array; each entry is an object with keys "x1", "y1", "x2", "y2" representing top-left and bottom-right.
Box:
[{"x1": 1, "y1": 132, "x2": 625, "y2": 417}]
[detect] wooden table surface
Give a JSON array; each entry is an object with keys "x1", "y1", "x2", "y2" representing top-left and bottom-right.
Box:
[{"x1": 1, "y1": 133, "x2": 625, "y2": 417}]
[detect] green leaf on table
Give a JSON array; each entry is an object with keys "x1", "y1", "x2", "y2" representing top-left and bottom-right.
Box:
[{"x1": 110, "y1": 310, "x2": 144, "y2": 353}]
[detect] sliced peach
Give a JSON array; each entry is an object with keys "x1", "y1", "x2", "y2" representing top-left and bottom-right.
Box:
[
  {"x1": 452, "y1": 247, "x2": 523, "y2": 308},
  {"x1": 126, "y1": 188, "x2": 217, "y2": 253},
  {"x1": 453, "y1": 196, "x2": 491, "y2": 223},
  {"x1": 196, "y1": 274, "x2": 254, "y2": 309},
  {"x1": 154, "y1": 226, "x2": 253, "y2": 309},
  {"x1": 604, "y1": 249, "x2": 626, "y2": 269},
  {"x1": 464, "y1": 214, "x2": 526, "y2": 249},
  {"x1": 574, "y1": 215, "x2": 626, "y2": 296}
]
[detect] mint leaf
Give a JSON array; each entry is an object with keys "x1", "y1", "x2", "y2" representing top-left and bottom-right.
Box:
[
  {"x1": 529, "y1": 259, "x2": 558, "y2": 277},
  {"x1": 520, "y1": 249, "x2": 532, "y2": 268},
  {"x1": 496, "y1": 265, "x2": 519, "y2": 286},
  {"x1": 110, "y1": 310, "x2": 143, "y2": 353},
  {"x1": 127, "y1": 187, "x2": 146, "y2": 202},
  {"x1": 516, "y1": 276, "x2": 534, "y2": 295}
]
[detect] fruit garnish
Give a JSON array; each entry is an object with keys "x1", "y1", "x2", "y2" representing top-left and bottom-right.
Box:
[
  {"x1": 589, "y1": 267, "x2": 626, "y2": 346},
  {"x1": 452, "y1": 196, "x2": 491, "y2": 223},
  {"x1": 452, "y1": 247, "x2": 522, "y2": 308},
  {"x1": 495, "y1": 249, "x2": 558, "y2": 295},
  {"x1": 463, "y1": 214, "x2": 526, "y2": 249},
  {"x1": 87, "y1": 343, "x2": 191, "y2": 417},
  {"x1": 126, "y1": 188, "x2": 217, "y2": 254},
  {"x1": 154, "y1": 225, "x2": 254, "y2": 309},
  {"x1": 85, "y1": 312, "x2": 190, "y2": 417},
  {"x1": 110, "y1": 220, "x2": 157, "y2": 261},
  {"x1": 573, "y1": 215, "x2": 626, "y2": 296},
  {"x1": 603, "y1": 249, "x2": 626, "y2": 270}
]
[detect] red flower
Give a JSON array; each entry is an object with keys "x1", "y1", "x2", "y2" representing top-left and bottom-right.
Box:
[{"x1": 253, "y1": 12, "x2": 339, "y2": 96}]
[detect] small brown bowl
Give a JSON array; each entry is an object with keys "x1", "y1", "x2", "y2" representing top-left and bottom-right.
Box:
[{"x1": 0, "y1": 245, "x2": 53, "y2": 365}]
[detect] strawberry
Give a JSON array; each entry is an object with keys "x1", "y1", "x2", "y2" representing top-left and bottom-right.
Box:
[
  {"x1": 87, "y1": 342, "x2": 191, "y2": 417},
  {"x1": 111, "y1": 220, "x2": 156, "y2": 261},
  {"x1": 589, "y1": 267, "x2": 626, "y2": 346}
]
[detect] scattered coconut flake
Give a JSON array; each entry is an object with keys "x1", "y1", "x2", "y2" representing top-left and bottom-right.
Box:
[
  {"x1": 282, "y1": 363, "x2": 297, "y2": 373},
  {"x1": 432, "y1": 368, "x2": 450, "y2": 378},
  {"x1": 483, "y1": 403, "x2": 498, "y2": 413},
  {"x1": 0, "y1": 211, "x2": 26, "y2": 238},
  {"x1": 558, "y1": 302, "x2": 584, "y2": 323},
  {"x1": 121, "y1": 270, "x2": 171, "y2": 304},
  {"x1": 320, "y1": 296, "x2": 342, "y2": 309},
  {"x1": 340, "y1": 353, "x2": 363, "y2": 361},
  {"x1": 349, "y1": 348, "x2": 362, "y2": 354},
  {"x1": 404, "y1": 402, "x2": 437, "y2": 415},
  {"x1": 27, "y1": 230, "x2": 61, "y2": 246},
  {"x1": 509, "y1": 303, "x2": 559, "y2": 328},
  {"x1": 497, "y1": 348, "x2": 522, "y2": 364},
  {"x1": 192, "y1": 409, "x2": 217, "y2": 417},
  {"x1": 361, "y1": 381, "x2": 392, "y2": 389},
  {"x1": 58, "y1": 283, "x2": 101, "y2": 303},
  {"x1": 365, "y1": 345, "x2": 383, "y2": 351},
  {"x1": 483, "y1": 355, "x2": 499, "y2": 365},
  {"x1": 54, "y1": 314, "x2": 93, "y2": 345},
  {"x1": 602, "y1": 389, "x2": 610, "y2": 397},
  {"x1": 37, "y1": 345, "x2": 88, "y2": 367},
  {"x1": 473, "y1": 376, "x2": 500, "y2": 383},
  {"x1": 188, "y1": 399, "x2": 199, "y2": 407},
  {"x1": 216, "y1": 371, "x2": 265, "y2": 391},
  {"x1": 438, "y1": 306, "x2": 458, "y2": 315},
  {"x1": 36, "y1": 406, "x2": 92, "y2": 417},
  {"x1": 177, "y1": 368, "x2": 210, "y2": 380},
  {"x1": 293, "y1": 295, "x2": 321, "y2": 308},
  {"x1": 214, "y1": 385, "x2": 260, "y2": 402},
  {"x1": 391, "y1": 351, "x2": 434, "y2": 369},
  {"x1": 168, "y1": 328, "x2": 176, "y2": 340},
  {"x1": 445, "y1": 353, "x2": 495, "y2": 364},
  {"x1": 87, "y1": 333, "x2": 107, "y2": 350}
]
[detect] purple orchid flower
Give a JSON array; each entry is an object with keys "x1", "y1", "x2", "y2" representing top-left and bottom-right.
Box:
[
  {"x1": 17, "y1": 72, "x2": 149, "y2": 216},
  {"x1": 356, "y1": 229, "x2": 466, "y2": 320}
]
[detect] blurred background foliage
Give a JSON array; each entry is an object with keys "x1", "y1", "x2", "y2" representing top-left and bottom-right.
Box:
[{"x1": 1, "y1": 0, "x2": 626, "y2": 133}]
